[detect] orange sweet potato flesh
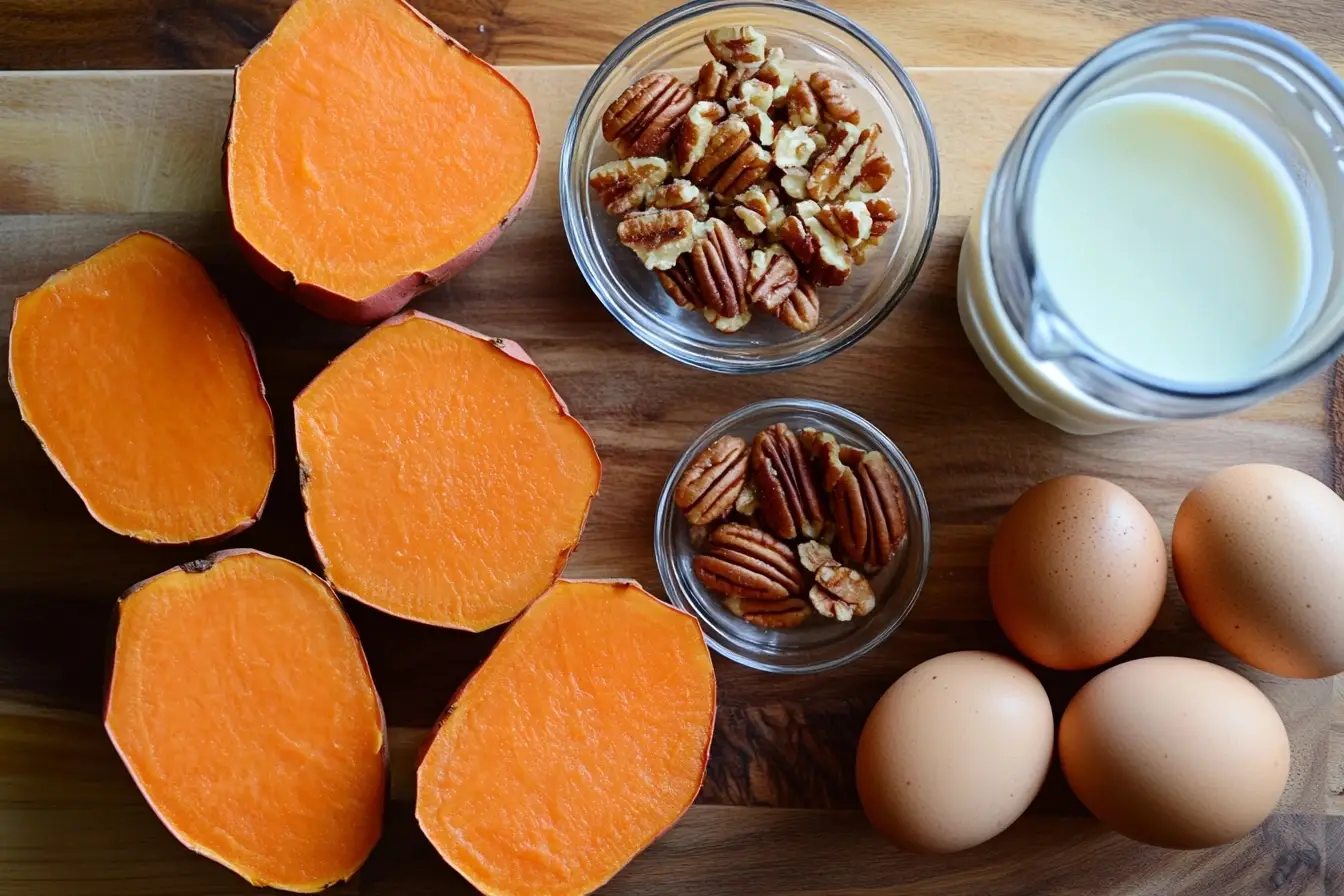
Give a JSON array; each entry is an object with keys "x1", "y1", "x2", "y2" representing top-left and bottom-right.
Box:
[
  {"x1": 225, "y1": 0, "x2": 540, "y2": 324},
  {"x1": 8, "y1": 232, "x2": 275, "y2": 543},
  {"x1": 105, "y1": 550, "x2": 386, "y2": 893},
  {"x1": 417, "y1": 580, "x2": 716, "y2": 896},
  {"x1": 295, "y1": 312, "x2": 601, "y2": 630}
]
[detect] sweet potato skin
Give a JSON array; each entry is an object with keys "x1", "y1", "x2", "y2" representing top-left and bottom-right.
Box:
[
  {"x1": 223, "y1": 0, "x2": 539, "y2": 325},
  {"x1": 295, "y1": 311, "x2": 600, "y2": 630},
  {"x1": 105, "y1": 549, "x2": 388, "y2": 893},
  {"x1": 8, "y1": 231, "x2": 275, "y2": 544},
  {"x1": 414, "y1": 579, "x2": 716, "y2": 896}
]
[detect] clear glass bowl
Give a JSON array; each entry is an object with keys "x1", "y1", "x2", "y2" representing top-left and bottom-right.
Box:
[
  {"x1": 655, "y1": 399, "x2": 931, "y2": 673},
  {"x1": 560, "y1": 0, "x2": 940, "y2": 373}
]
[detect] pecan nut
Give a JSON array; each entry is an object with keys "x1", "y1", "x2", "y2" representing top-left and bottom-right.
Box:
[
  {"x1": 785, "y1": 78, "x2": 821, "y2": 127},
  {"x1": 648, "y1": 179, "x2": 709, "y2": 218},
  {"x1": 657, "y1": 256, "x2": 700, "y2": 309},
  {"x1": 807, "y1": 122, "x2": 860, "y2": 202},
  {"x1": 810, "y1": 562, "x2": 877, "y2": 620},
  {"x1": 689, "y1": 118, "x2": 770, "y2": 198},
  {"x1": 705, "y1": 25, "x2": 767, "y2": 68},
  {"x1": 617, "y1": 209, "x2": 696, "y2": 270},
  {"x1": 807, "y1": 432, "x2": 907, "y2": 570},
  {"x1": 673, "y1": 101, "x2": 726, "y2": 176},
  {"x1": 755, "y1": 45, "x2": 794, "y2": 95},
  {"x1": 809, "y1": 70, "x2": 860, "y2": 124},
  {"x1": 775, "y1": 279, "x2": 820, "y2": 333},
  {"x1": 588, "y1": 157, "x2": 669, "y2": 216},
  {"x1": 723, "y1": 595, "x2": 812, "y2": 628},
  {"x1": 692, "y1": 522, "x2": 804, "y2": 602},
  {"x1": 692, "y1": 217, "x2": 750, "y2": 320},
  {"x1": 675, "y1": 435, "x2": 749, "y2": 525},
  {"x1": 752, "y1": 423, "x2": 825, "y2": 541},
  {"x1": 602, "y1": 72, "x2": 694, "y2": 158},
  {"x1": 747, "y1": 245, "x2": 799, "y2": 312}
]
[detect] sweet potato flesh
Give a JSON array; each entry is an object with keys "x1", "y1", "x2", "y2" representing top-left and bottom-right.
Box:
[
  {"x1": 8, "y1": 232, "x2": 274, "y2": 543},
  {"x1": 227, "y1": 0, "x2": 539, "y2": 301},
  {"x1": 105, "y1": 551, "x2": 385, "y2": 892},
  {"x1": 417, "y1": 580, "x2": 716, "y2": 896},
  {"x1": 295, "y1": 313, "x2": 600, "y2": 630}
]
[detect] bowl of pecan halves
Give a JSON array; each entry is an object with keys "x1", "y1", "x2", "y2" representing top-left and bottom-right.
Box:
[
  {"x1": 560, "y1": 0, "x2": 940, "y2": 373},
  {"x1": 656, "y1": 398, "x2": 930, "y2": 672}
]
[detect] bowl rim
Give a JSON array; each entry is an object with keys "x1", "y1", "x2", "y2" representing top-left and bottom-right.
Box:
[
  {"x1": 654, "y1": 397, "x2": 933, "y2": 673},
  {"x1": 559, "y1": 0, "x2": 942, "y2": 375}
]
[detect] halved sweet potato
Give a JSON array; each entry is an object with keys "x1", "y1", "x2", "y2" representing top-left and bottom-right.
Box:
[
  {"x1": 417, "y1": 579, "x2": 716, "y2": 896},
  {"x1": 105, "y1": 550, "x2": 386, "y2": 892},
  {"x1": 224, "y1": 0, "x2": 540, "y2": 323},
  {"x1": 295, "y1": 312, "x2": 600, "y2": 630},
  {"x1": 8, "y1": 232, "x2": 274, "y2": 543}
]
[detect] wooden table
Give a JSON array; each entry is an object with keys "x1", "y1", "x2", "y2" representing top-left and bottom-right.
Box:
[{"x1": 2, "y1": 2, "x2": 1343, "y2": 895}]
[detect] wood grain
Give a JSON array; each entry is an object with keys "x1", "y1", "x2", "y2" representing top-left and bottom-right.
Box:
[
  {"x1": 1, "y1": 65, "x2": 1342, "y2": 893},
  {"x1": 2, "y1": 0, "x2": 1344, "y2": 71}
]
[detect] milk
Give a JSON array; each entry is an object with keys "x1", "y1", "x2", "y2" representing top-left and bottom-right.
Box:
[{"x1": 1030, "y1": 92, "x2": 1312, "y2": 385}]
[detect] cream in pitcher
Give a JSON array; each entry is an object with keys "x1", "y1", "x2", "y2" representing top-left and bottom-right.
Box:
[{"x1": 958, "y1": 19, "x2": 1344, "y2": 434}]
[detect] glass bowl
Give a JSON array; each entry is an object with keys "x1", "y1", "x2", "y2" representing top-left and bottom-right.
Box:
[
  {"x1": 560, "y1": 0, "x2": 940, "y2": 374},
  {"x1": 655, "y1": 399, "x2": 931, "y2": 673}
]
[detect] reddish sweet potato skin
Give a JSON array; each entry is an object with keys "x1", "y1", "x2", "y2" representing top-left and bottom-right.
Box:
[
  {"x1": 414, "y1": 579, "x2": 716, "y2": 895},
  {"x1": 8, "y1": 232, "x2": 275, "y2": 544},
  {"x1": 222, "y1": 0, "x2": 539, "y2": 325},
  {"x1": 294, "y1": 312, "x2": 600, "y2": 629},
  {"x1": 104, "y1": 548, "x2": 388, "y2": 892}
]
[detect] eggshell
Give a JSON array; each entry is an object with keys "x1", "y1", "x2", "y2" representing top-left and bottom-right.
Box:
[
  {"x1": 855, "y1": 651, "x2": 1053, "y2": 854},
  {"x1": 989, "y1": 475, "x2": 1167, "y2": 670},
  {"x1": 1173, "y1": 463, "x2": 1344, "y2": 678},
  {"x1": 1059, "y1": 656, "x2": 1289, "y2": 849}
]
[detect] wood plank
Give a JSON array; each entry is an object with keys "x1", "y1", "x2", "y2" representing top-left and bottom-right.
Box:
[
  {"x1": 2, "y1": 0, "x2": 1343, "y2": 72},
  {"x1": 1, "y1": 66, "x2": 1341, "y2": 892}
]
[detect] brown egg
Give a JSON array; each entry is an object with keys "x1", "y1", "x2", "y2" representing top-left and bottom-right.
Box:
[
  {"x1": 1059, "y1": 656, "x2": 1289, "y2": 849},
  {"x1": 856, "y1": 651, "x2": 1053, "y2": 854},
  {"x1": 989, "y1": 475, "x2": 1167, "y2": 670},
  {"x1": 1173, "y1": 463, "x2": 1344, "y2": 678}
]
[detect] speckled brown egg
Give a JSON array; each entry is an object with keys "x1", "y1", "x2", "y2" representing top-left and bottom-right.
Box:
[
  {"x1": 989, "y1": 475, "x2": 1167, "y2": 670},
  {"x1": 1059, "y1": 656, "x2": 1290, "y2": 849},
  {"x1": 1173, "y1": 463, "x2": 1344, "y2": 678},
  {"x1": 855, "y1": 651, "x2": 1054, "y2": 854}
]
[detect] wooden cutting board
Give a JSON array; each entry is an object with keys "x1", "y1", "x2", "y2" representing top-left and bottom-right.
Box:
[{"x1": 0, "y1": 66, "x2": 1341, "y2": 895}]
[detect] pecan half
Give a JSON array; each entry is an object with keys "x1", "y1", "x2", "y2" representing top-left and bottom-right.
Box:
[
  {"x1": 602, "y1": 72, "x2": 694, "y2": 158},
  {"x1": 705, "y1": 25, "x2": 767, "y2": 67},
  {"x1": 809, "y1": 70, "x2": 860, "y2": 124},
  {"x1": 675, "y1": 435, "x2": 749, "y2": 525},
  {"x1": 748, "y1": 245, "x2": 799, "y2": 312},
  {"x1": 691, "y1": 217, "x2": 750, "y2": 321},
  {"x1": 777, "y1": 214, "x2": 814, "y2": 265},
  {"x1": 752, "y1": 423, "x2": 825, "y2": 541},
  {"x1": 588, "y1": 156, "x2": 668, "y2": 215},
  {"x1": 673, "y1": 101, "x2": 726, "y2": 176},
  {"x1": 809, "y1": 434, "x2": 908, "y2": 571},
  {"x1": 693, "y1": 522, "x2": 804, "y2": 602},
  {"x1": 775, "y1": 279, "x2": 820, "y2": 332},
  {"x1": 723, "y1": 595, "x2": 812, "y2": 628},
  {"x1": 785, "y1": 79, "x2": 821, "y2": 127},
  {"x1": 657, "y1": 256, "x2": 700, "y2": 309},
  {"x1": 617, "y1": 208, "x2": 696, "y2": 270},
  {"x1": 689, "y1": 118, "x2": 770, "y2": 198},
  {"x1": 810, "y1": 562, "x2": 877, "y2": 620}
]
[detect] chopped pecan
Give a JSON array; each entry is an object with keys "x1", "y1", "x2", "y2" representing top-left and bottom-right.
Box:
[
  {"x1": 755, "y1": 46, "x2": 795, "y2": 95},
  {"x1": 689, "y1": 118, "x2": 770, "y2": 198},
  {"x1": 785, "y1": 78, "x2": 821, "y2": 127},
  {"x1": 775, "y1": 279, "x2": 820, "y2": 332},
  {"x1": 752, "y1": 423, "x2": 825, "y2": 541},
  {"x1": 723, "y1": 595, "x2": 812, "y2": 628},
  {"x1": 648, "y1": 179, "x2": 709, "y2": 218},
  {"x1": 695, "y1": 60, "x2": 728, "y2": 102},
  {"x1": 774, "y1": 124, "x2": 821, "y2": 169},
  {"x1": 691, "y1": 218, "x2": 750, "y2": 322},
  {"x1": 705, "y1": 25, "x2": 767, "y2": 67},
  {"x1": 810, "y1": 562, "x2": 877, "y2": 620},
  {"x1": 735, "y1": 479, "x2": 760, "y2": 517},
  {"x1": 747, "y1": 245, "x2": 799, "y2": 312},
  {"x1": 735, "y1": 105, "x2": 775, "y2": 146},
  {"x1": 777, "y1": 215, "x2": 815, "y2": 265},
  {"x1": 588, "y1": 156, "x2": 668, "y2": 215},
  {"x1": 673, "y1": 101, "x2": 726, "y2": 176},
  {"x1": 816, "y1": 200, "x2": 873, "y2": 248},
  {"x1": 703, "y1": 305, "x2": 752, "y2": 333},
  {"x1": 602, "y1": 72, "x2": 694, "y2": 157},
  {"x1": 809, "y1": 70, "x2": 860, "y2": 124},
  {"x1": 693, "y1": 522, "x2": 804, "y2": 602},
  {"x1": 803, "y1": 209, "x2": 853, "y2": 287},
  {"x1": 866, "y1": 196, "x2": 898, "y2": 237},
  {"x1": 732, "y1": 185, "x2": 783, "y2": 237},
  {"x1": 797, "y1": 540, "x2": 835, "y2": 573},
  {"x1": 854, "y1": 145, "x2": 894, "y2": 195},
  {"x1": 675, "y1": 435, "x2": 749, "y2": 525},
  {"x1": 778, "y1": 167, "x2": 810, "y2": 201},
  {"x1": 807, "y1": 122, "x2": 860, "y2": 202},
  {"x1": 657, "y1": 255, "x2": 700, "y2": 308},
  {"x1": 616, "y1": 208, "x2": 696, "y2": 270},
  {"x1": 731, "y1": 78, "x2": 774, "y2": 113}
]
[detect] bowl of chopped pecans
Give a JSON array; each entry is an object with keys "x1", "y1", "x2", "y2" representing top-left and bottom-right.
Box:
[
  {"x1": 560, "y1": 0, "x2": 940, "y2": 373},
  {"x1": 655, "y1": 398, "x2": 931, "y2": 673}
]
